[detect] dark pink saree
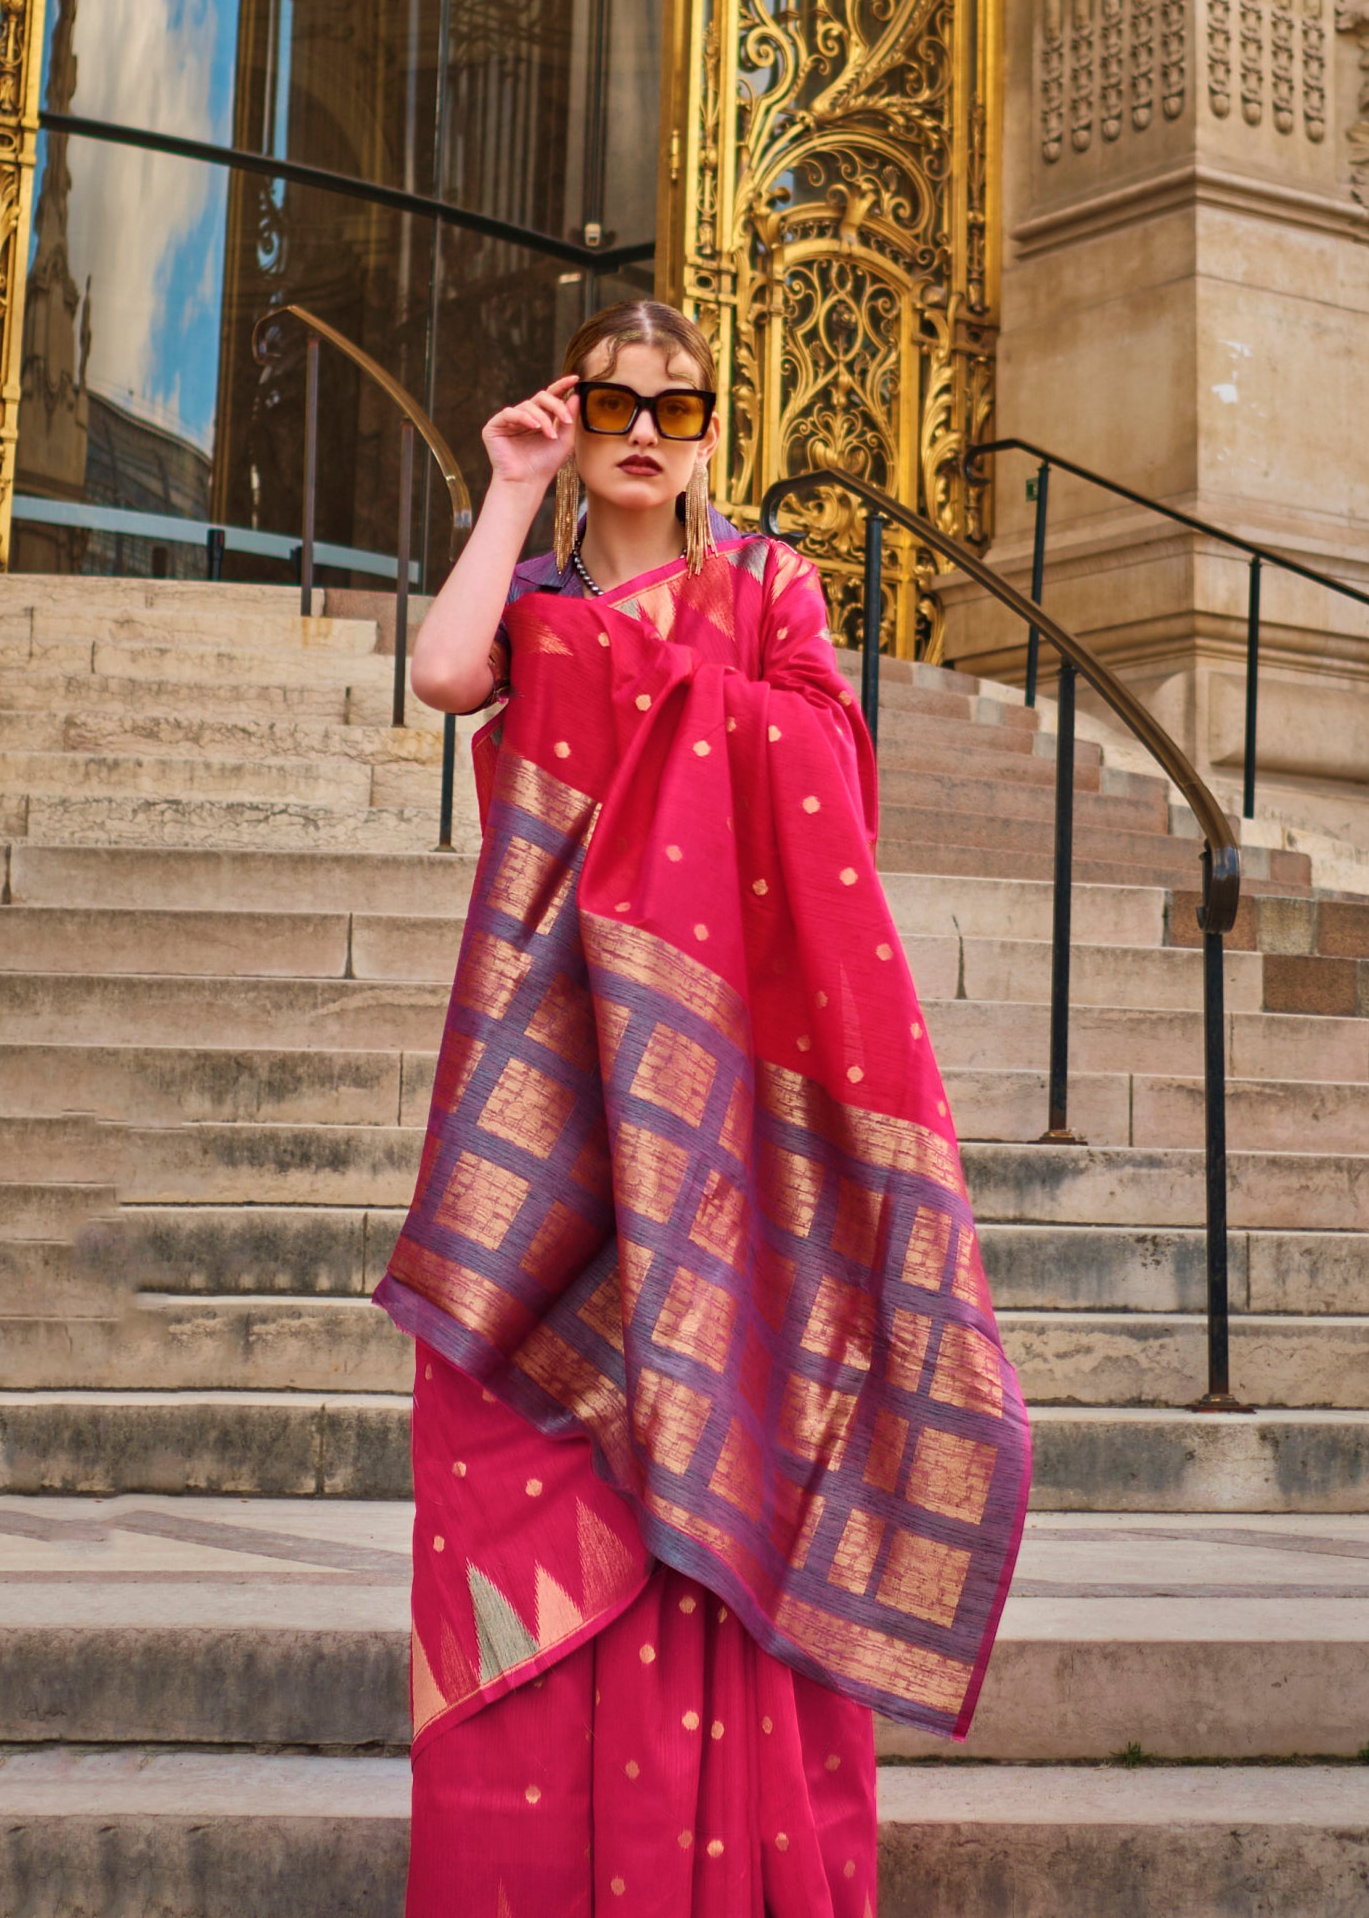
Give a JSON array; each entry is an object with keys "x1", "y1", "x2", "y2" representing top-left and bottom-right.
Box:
[{"x1": 375, "y1": 534, "x2": 1031, "y2": 1915}]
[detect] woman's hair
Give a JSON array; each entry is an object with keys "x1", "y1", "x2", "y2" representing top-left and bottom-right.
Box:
[{"x1": 561, "y1": 300, "x2": 717, "y2": 390}]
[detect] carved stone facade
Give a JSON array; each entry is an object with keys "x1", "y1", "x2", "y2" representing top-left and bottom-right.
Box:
[
  {"x1": 0, "y1": 0, "x2": 48, "y2": 569},
  {"x1": 658, "y1": 1, "x2": 1000, "y2": 661},
  {"x1": 942, "y1": 2, "x2": 1369, "y2": 839}
]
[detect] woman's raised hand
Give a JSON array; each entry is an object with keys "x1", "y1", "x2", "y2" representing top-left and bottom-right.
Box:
[{"x1": 482, "y1": 373, "x2": 579, "y2": 491}]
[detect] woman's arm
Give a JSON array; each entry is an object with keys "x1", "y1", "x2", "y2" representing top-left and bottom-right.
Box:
[{"x1": 410, "y1": 375, "x2": 580, "y2": 715}]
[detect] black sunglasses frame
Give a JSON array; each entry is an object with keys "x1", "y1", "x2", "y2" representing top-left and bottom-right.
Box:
[{"x1": 574, "y1": 380, "x2": 717, "y2": 441}]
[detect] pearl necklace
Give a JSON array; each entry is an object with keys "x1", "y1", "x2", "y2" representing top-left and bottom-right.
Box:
[{"x1": 570, "y1": 538, "x2": 604, "y2": 598}]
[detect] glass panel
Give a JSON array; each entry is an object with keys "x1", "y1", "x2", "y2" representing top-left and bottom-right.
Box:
[{"x1": 43, "y1": 0, "x2": 241, "y2": 150}]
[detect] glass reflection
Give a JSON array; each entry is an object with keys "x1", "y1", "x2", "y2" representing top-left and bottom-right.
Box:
[{"x1": 17, "y1": 0, "x2": 663, "y2": 581}]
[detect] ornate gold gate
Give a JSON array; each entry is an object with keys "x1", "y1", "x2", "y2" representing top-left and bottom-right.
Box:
[
  {"x1": 0, "y1": 0, "x2": 47, "y2": 571},
  {"x1": 656, "y1": 0, "x2": 1000, "y2": 658}
]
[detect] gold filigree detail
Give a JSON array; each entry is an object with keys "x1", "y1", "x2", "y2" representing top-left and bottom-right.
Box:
[
  {"x1": 0, "y1": 0, "x2": 46, "y2": 568},
  {"x1": 660, "y1": 0, "x2": 1001, "y2": 660}
]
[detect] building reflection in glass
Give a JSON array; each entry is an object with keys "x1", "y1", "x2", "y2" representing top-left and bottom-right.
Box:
[{"x1": 15, "y1": 0, "x2": 660, "y2": 584}]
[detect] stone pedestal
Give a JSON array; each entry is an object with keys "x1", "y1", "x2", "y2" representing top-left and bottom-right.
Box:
[{"x1": 943, "y1": 2, "x2": 1369, "y2": 847}]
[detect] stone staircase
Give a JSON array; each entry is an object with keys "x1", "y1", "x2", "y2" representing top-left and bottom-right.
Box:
[{"x1": 1, "y1": 578, "x2": 1367, "y2": 1915}]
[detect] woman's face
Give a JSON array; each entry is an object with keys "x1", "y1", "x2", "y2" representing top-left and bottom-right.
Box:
[{"x1": 573, "y1": 339, "x2": 721, "y2": 516}]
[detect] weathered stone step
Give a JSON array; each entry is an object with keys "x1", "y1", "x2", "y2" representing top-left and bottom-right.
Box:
[
  {"x1": 877, "y1": 767, "x2": 1169, "y2": 834},
  {"x1": 2, "y1": 1397, "x2": 1367, "y2": 1507},
  {"x1": 7, "y1": 844, "x2": 478, "y2": 915},
  {"x1": 0, "y1": 666, "x2": 353, "y2": 723},
  {"x1": 4, "y1": 1750, "x2": 1364, "y2": 1918},
  {"x1": 0, "y1": 974, "x2": 449, "y2": 1048},
  {"x1": 5, "y1": 1296, "x2": 1364, "y2": 1405},
  {"x1": 0, "y1": 1044, "x2": 407, "y2": 1125},
  {"x1": 879, "y1": 1766, "x2": 1369, "y2": 1918},
  {"x1": 0, "y1": 1183, "x2": 116, "y2": 1239},
  {"x1": 982, "y1": 1223, "x2": 1369, "y2": 1316},
  {"x1": 0, "y1": 747, "x2": 375, "y2": 809},
  {"x1": 878, "y1": 835, "x2": 1316, "y2": 897},
  {"x1": 34, "y1": 1206, "x2": 1358, "y2": 1318},
  {"x1": 3, "y1": 1504, "x2": 1366, "y2": 1758},
  {"x1": 49, "y1": 709, "x2": 444, "y2": 766},
  {"x1": 18, "y1": 794, "x2": 460, "y2": 855},
  {"x1": 962, "y1": 1143, "x2": 1369, "y2": 1232},
  {"x1": 5, "y1": 633, "x2": 399, "y2": 691},
  {"x1": 22, "y1": 607, "x2": 381, "y2": 654}
]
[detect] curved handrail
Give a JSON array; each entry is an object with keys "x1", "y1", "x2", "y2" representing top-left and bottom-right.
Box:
[
  {"x1": 759, "y1": 467, "x2": 1241, "y2": 934},
  {"x1": 967, "y1": 435, "x2": 1369, "y2": 614},
  {"x1": 252, "y1": 304, "x2": 473, "y2": 552}
]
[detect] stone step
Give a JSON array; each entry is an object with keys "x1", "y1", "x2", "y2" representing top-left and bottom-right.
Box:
[
  {"x1": 5, "y1": 634, "x2": 399, "y2": 691},
  {"x1": 6, "y1": 844, "x2": 478, "y2": 915},
  {"x1": 30, "y1": 1206, "x2": 1359, "y2": 1318},
  {"x1": 23, "y1": 607, "x2": 381, "y2": 654},
  {"x1": 3, "y1": 973, "x2": 1366, "y2": 1086},
  {"x1": 0, "y1": 1183, "x2": 116, "y2": 1239},
  {"x1": 0, "y1": 747, "x2": 375, "y2": 809},
  {"x1": 2, "y1": 1396, "x2": 1367, "y2": 1507},
  {"x1": 0, "y1": 973, "x2": 450, "y2": 1048},
  {"x1": 5, "y1": 1294, "x2": 1364, "y2": 1405},
  {"x1": 0, "y1": 1044, "x2": 407, "y2": 1125},
  {"x1": 876, "y1": 767, "x2": 1169, "y2": 834},
  {"x1": 1172, "y1": 888, "x2": 1369, "y2": 960},
  {"x1": 11, "y1": 1123, "x2": 1361, "y2": 1229},
  {"x1": 2, "y1": 1504, "x2": 1366, "y2": 1758},
  {"x1": 45, "y1": 709, "x2": 444, "y2": 766},
  {"x1": 16, "y1": 793, "x2": 465, "y2": 854},
  {"x1": 0, "y1": 667, "x2": 353, "y2": 723},
  {"x1": 4, "y1": 1754, "x2": 1366, "y2": 1918},
  {"x1": 0, "y1": 907, "x2": 1264, "y2": 1014}
]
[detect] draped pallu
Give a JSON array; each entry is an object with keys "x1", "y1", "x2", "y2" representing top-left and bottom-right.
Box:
[{"x1": 375, "y1": 536, "x2": 1031, "y2": 1754}]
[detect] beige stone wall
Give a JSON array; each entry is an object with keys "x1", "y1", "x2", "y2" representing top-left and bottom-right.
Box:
[{"x1": 945, "y1": 2, "x2": 1369, "y2": 841}]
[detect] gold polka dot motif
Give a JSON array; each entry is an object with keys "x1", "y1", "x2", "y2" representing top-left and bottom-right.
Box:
[
  {"x1": 775, "y1": 1833, "x2": 790, "y2": 1853},
  {"x1": 761, "y1": 1715, "x2": 773, "y2": 1735},
  {"x1": 825, "y1": 1753, "x2": 842, "y2": 1771},
  {"x1": 751, "y1": 878, "x2": 768, "y2": 897},
  {"x1": 554, "y1": 741, "x2": 571, "y2": 758},
  {"x1": 796, "y1": 1036, "x2": 811, "y2": 1053},
  {"x1": 801, "y1": 795, "x2": 820, "y2": 814},
  {"x1": 452, "y1": 1461, "x2": 466, "y2": 1478},
  {"x1": 710, "y1": 1720, "x2": 725, "y2": 1740},
  {"x1": 525, "y1": 1477, "x2": 543, "y2": 1497},
  {"x1": 639, "y1": 1643, "x2": 656, "y2": 1664},
  {"x1": 424, "y1": 1364, "x2": 433, "y2": 1380},
  {"x1": 707, "y1": 1840, "x2": 725, "y2": 1859},
  {"x1": 625, "y1": 1760, "x2": 640, "y2": 1780},
  {"x1": 611, "y1": 1876, "x2": 626, "y2": 1896},
  {"x1": 682, "y1": 1710, "x2": 700, "y2": 1731},
  {"x1": 678, "y1": 1830, "x2": 693, "y2": 1849},
  {"x1": 432, "y1": 1536, "x2": 445, "y2": 1553},
  {"x1": 876, "y1": 942, "x2": 893, "y2": 961},
  {"x1": 839, "y1": 866, "x2": 857, "y2": 886},
  {"x1": 666, "y1": 845, "x2": 683, "y2": 862},
  {"x1": 693, "y1": 924, "x2": 709, "y2": 941},
  {"x1": 679, "y1": 1595, "x2": 696, "y2": 1614},
  {"x1": 693, "y1": 739, "x2": 711, "y2": 757},
  {"x1": 767, "y1": 725, "x2": 782, "y2": 742},
  {"x1": 635, "y1": 693, "x2": 651, "y2": 711},
  {"x1": 847, "y1": 1066, "x2": 864, "y2": 1084},
  {"x1": 844, "y1": 1860, "x2": 856, "y2": 1879},
  {"x1": 525, "y1": 1784, "x2": 542, "y2": 1805}
]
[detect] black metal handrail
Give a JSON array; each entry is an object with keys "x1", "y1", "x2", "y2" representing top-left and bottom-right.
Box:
[
  {"x1": 967, "y1": 436, "x2": 1369, "y2": 819},
  {"x1": 251, "y1": 305, "x2": 471, "y2": 843},
  {"x1": 761, "y1": 468, "x2": 1248, "y2": 1414}
]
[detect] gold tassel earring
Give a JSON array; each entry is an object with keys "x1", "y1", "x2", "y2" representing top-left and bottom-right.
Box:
[
  {"x1": 554, "y1": 458, "x2": 581, "y2": 572},
  {"x1": 685, "y1": 461, "x2": 716, "y2": 575}
]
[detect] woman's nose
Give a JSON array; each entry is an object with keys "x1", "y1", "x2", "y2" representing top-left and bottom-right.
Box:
[{"x1": 629, "y1": 407, "x2": 658, "y2": 446}]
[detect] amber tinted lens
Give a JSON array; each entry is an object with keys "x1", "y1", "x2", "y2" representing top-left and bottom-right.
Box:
[
  {"x1": 580, "y1": 385, "x2": 638, "y2": 433},
  {"x1": 653, "y1": 391, "x2": 710, "y2": 439}
]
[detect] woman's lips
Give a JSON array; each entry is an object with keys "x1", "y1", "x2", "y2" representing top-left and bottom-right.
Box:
[{"x1": 617, "y1": 457, "x2": 662, "y2": 475}]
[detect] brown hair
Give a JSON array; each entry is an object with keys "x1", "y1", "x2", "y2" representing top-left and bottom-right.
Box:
[{"x1": 561, "y1": 300, "x2": 717, "y2": 389}]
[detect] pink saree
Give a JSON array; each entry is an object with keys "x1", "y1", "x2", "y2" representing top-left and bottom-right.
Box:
[{"x1": 375, "y1": 533, "x2": 1031, "y2": 1913}]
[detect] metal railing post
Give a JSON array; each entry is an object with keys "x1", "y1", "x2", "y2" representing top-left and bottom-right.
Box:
[
  {"x1": 861, "y1": 509, "x2": 884, "y2": 748},
  {"x1": 1026, "y1": 460, "x2": 1051, "y2": 709},
  {"x1": 300, "y1": 333, "x2": 320, "y2": 616},
  {"x1": 1042, "y1": 659, "x2": 1081, "y2": 1142},
  {"x1": 439, "y1": 713, "x2": 456, "y2": 850},
  {"x1": 205, "y1": 527, "x2": 225, "y2": 581},
  {"x1": 1243, "y1": 554, "x2": 1262, "y2": 821},
  {"x1": 394, "y1": 421, "x2": 415, "y2": 729},
  {"x1": 1191, "y1": 855, "x2": 1251, "y2": 1411}
]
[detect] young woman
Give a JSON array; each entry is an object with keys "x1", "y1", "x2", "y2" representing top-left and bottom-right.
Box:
[{"x1": 375, "y1": 301, "x2": 1031, "y2": 1918}]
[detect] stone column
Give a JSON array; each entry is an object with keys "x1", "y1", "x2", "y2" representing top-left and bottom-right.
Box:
[
  {"x1": 944, "y1": 1, "x2": 1369, "y2": 841},
  {"x1": 0, "y1": 0, "x2": 50, "y2": 571}
]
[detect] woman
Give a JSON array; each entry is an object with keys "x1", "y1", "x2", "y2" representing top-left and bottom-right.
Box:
[{"x1": 375, "y1": 301, "x2": 1031, "y2": 1917}]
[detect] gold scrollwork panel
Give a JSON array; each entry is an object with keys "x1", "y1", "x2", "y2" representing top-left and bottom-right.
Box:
[
  {"x1": 0, "y1": 0, "x2": 46, "y2": 570},
  {"x1": 657, "y1": 0, "x2": 1001, "y2": 661}
]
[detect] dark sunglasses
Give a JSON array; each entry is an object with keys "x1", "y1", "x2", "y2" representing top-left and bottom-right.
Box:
[{"x1": 575, "y1": 380, "x2": 716, "y2": 441}]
